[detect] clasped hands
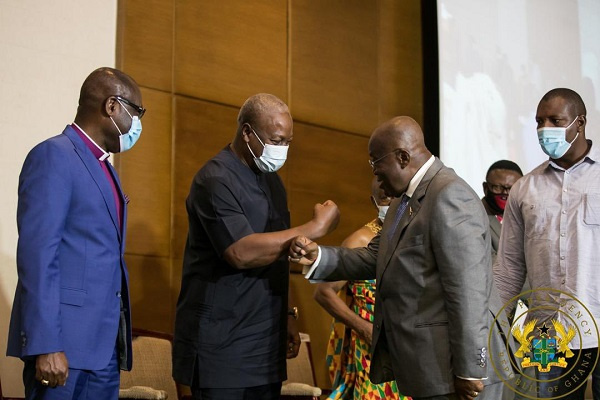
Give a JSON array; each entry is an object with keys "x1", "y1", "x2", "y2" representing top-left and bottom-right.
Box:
[{"x1": 289, "y1": 236, "x2": 319, "y2": 265}]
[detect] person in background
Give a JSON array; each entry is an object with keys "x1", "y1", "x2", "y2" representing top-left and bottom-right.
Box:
[
  {"x1": 481, "y1": 160, "x2": 524, "y2": 400},
  {"x1": 481, "y1": 160, "x2": 523, "y2": 260},
  {"x1": 314, "y1": 177, "x2": 409, "y2": 400},
  {"x1": 495, "y1": 88, "x2": 600, "y2": 399},
  {"x1": 172, "y1": 93, "x2": 339, "y2": 400},
  {"x1": 6, "y1": 67, "x2": 144, "y2": 399}
]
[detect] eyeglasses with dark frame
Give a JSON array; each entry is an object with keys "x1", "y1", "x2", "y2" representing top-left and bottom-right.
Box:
[
  {"x1": 115, "y1": 96, "x2": 146, "y2": 119},
  {"x1": 486, "y1": 182, "x2": 512, "y2": 194},
  {"x1": 368, "y1": 148, "x2": 401, "y2": 169}
]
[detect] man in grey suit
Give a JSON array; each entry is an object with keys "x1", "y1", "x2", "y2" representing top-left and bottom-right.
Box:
[{"x1": 290, "y1": 116, "x2": 510, "y2": 399}]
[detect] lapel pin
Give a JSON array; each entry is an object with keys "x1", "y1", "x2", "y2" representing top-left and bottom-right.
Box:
[{"x1": 409, "y1": 207, "x2": 413, "y2": 216}]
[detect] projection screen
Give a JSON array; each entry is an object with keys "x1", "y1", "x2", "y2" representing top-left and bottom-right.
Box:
[{"x1": 438, "y1": 0, "x2": 600, "y2": 196}]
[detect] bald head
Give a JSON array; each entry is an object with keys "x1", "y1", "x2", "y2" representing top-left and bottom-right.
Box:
[
  {"x1": 77, "y1": 67, "x2": 140, "y2": 117},
  {"x1": 237, "y1": 93, "x2": 289, "y2": 130},
  {"x1": 368, "y1": 116, "x2": 432, "y2": 197},
  {"x1": 370, "y1": 116, "x2": 429, "y2": 156}
]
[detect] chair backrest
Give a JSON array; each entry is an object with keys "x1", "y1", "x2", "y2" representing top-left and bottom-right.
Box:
[
  {"x1": 281, "y1": 332, "x2": 321, "y2": 399},
  {"x1": 283, "y1": 332, "x2": 317, "y2": 386},
  {"x1": 119, "y1": 329, "x2": 179, "y2": 400}
]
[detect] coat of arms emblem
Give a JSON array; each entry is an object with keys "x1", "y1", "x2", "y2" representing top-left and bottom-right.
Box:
[{"x1": 512, "y1": 319, "x2": 576, "y2": 372}]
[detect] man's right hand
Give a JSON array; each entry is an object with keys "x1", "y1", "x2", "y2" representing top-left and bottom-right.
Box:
[
  {"x1": 36, "y1": 351, "x2": 69, "y2": 388},
  {"x1": 289, "y1": 236, "x2": 319, "y2": 265},
  {"x1": 312, "y1": 200, "x2": 340, "y2": 237}
]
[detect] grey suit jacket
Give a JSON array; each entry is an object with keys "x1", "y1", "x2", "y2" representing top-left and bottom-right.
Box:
[
  {"x1": 488, "y1": 214, "x2": 502, "y2": 261},
  {"x1": 488, "y1": 212, "x2": 530, "y2": 303},
  {"x1": 312, "y1": 159, "x2": 511, "y2": 397}
]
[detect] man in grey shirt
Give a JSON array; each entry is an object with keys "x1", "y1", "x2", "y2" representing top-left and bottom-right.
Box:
[{"x1": 494, "y1": 88, "x2": 600, "y2": 399}]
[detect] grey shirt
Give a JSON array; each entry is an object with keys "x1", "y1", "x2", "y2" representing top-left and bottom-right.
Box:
[{"x1": 494, "y1": 140, "x2": 600, "y2": 348}]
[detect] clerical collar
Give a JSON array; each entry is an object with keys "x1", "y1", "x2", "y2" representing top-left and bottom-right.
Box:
[{"x1": 72, "y1": 123, "x2": 110, "y2": 161}]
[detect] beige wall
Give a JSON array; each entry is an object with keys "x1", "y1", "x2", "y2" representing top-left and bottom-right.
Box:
[
  {"x1": 0, "y1": 1, "x2": 117, "y2": 396},
  {"x1": 116, "y1": 0, "x2": 423, "y2": 390}
]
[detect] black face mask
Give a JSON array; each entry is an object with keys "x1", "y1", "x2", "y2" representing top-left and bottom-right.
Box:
[{"x1": 484, "y1": 190, "x2": 505, "y2": 215}]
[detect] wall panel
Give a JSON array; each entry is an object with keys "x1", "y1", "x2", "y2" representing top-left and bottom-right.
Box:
[
  {"x1": 174, "y1": 0, "x2": 288, "y2": 106},
  {"x1": 118, "y1": 0, "x2": 173, "y2": 92},
  {"x1": 287, "y1": 123, "x2": 374, "y2": 247},
  {"x1": 126, "y1": 254, "x2": 173, "y2": 333},
  {"x1": 378, "y1": 0, "x2": 424, "y2": 125},
  {"x1": 171, "y1": 96, "x2": 239, "y2": 260},
  {"x1": 291, "y1": 1, "x2": 379, "y2": 135},
  {"x1": 117, "y1": 88, "x2": 172, "y2": 257}
]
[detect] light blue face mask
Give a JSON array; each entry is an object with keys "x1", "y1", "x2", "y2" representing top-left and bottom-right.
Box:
[
  {"x1": 377, "y1": 205, "x2": 389, "y2": 222},
  {"x1": 110, "y1": 99, "x2": 143, "y2": 153},
  {"x1": 537, "y1": 117, "x2": 579, "y2": 159}
]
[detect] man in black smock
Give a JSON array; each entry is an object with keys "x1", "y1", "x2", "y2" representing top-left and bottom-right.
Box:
[{"x1": 172, "y1": 93, "x2": 339, "y2": 400}]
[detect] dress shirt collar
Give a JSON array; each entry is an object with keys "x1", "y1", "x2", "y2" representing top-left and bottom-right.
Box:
[
  {"x1": 548, "y1": 140, "x2": 597, "y2": 172},
  {"x1": 405, "y1": 155, "x2": 435, "y2": 197},
  {"x1": 71, "y1": 123, "x2": 110, "y2": 161}
]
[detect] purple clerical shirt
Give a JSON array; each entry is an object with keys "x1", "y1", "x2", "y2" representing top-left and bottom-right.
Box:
[{"x1": 71, "y1": 124, "x2": 123, "y2": 230}]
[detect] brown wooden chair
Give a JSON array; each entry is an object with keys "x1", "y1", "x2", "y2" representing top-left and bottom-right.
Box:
[
  {"x1": 280, "y1": 332, "x2": 322, "y2": 400},
  {"x1": 119, "y1": 329, "x2": 179, "y2": 400}
]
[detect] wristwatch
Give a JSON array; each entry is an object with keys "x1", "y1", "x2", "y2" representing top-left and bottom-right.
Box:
[{"x1": 287, "y1": 306, "x2": 299, "y2": 320}]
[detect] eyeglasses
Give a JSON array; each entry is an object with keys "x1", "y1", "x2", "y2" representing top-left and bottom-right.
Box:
[
  {"x1": 368, "y1": 149, "x2": 400, "y2": 169},
  {"x1": 486, "y1": 182, "x2": 512, "y2": 194},
  {"x1": 116, "y1": 96, "x2": 146, "y2": 119}
]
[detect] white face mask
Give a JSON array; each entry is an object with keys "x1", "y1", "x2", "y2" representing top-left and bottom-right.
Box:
[
  {"x1": 246, "y1": 130, "x2": 288, "y2": 173},
  {"x1": 377, "y1": 205, "x2": 389, "y2": 222}
]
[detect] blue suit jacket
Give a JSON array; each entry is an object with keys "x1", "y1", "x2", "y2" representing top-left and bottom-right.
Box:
[{"x1": 6, "y1": 125, "x2": 132, "y2": 371}]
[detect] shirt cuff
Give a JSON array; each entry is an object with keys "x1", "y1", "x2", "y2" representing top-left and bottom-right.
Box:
[
  {"x1": 302, "y1": 246, "x2": 322, "y2": 282},
  {"x1": 455, "y1": 375, "x2": 488, "y2": 381}
]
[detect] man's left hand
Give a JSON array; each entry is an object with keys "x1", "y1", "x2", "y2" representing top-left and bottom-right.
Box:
[
  {"x1": 286, "y1": 316, "x2": 301, "y2": 359},
  {"x1": 454, "y1": 377, "x2": 484, "y2": 400}
]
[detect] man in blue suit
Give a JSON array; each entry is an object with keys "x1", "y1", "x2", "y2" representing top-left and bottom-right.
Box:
[{"x1": 6, "y1": 67, "x2": 145, "y2": 400}]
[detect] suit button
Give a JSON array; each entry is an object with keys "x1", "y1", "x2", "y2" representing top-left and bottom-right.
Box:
[
  {"x1": 375, "y1": 324, "x2": 380, "y2": 330},
  {"x1": 116, "y1": 291, "x2": 121, "y2": 297}
]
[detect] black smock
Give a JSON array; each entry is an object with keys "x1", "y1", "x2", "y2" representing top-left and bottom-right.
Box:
[{"x1": 172, "y1": 145, "x2": 291, "y2": 388}]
